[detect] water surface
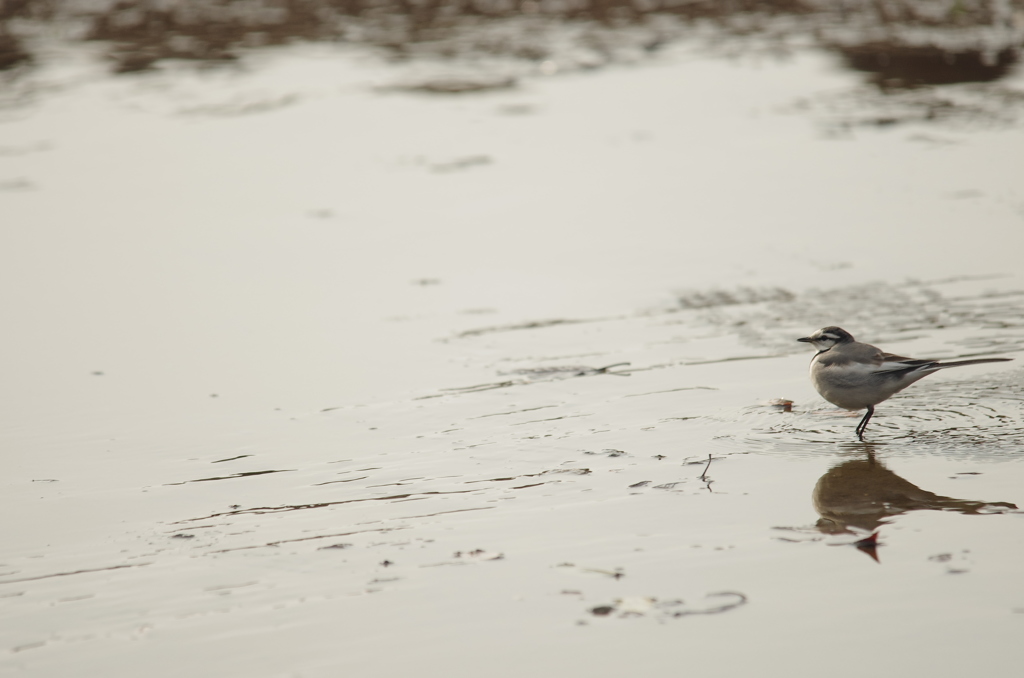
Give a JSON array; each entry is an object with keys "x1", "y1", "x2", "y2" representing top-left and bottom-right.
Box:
[{"x1": 2, "y1": 5, "x2": 1024, "y2": 676}]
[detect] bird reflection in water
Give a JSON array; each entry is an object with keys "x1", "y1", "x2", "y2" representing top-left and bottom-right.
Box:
[{"x1": 813, "y1": 445, "x2": 1017, "y2": 562}]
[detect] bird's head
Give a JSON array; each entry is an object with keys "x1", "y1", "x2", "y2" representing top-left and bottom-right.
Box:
[{"x1": 798, "y1": 326, "x2": 854, "y2": 351}]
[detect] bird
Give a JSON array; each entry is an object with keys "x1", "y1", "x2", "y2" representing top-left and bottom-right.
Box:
[{"x1": 797, "y1": 326, "x2": 1012, "y2": 440}]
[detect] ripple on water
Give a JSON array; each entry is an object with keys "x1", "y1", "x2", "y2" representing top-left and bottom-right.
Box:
[
  {"x1": 693, "y1": 279, "x2": 1024, "y2": 356},
  {"x1": 732, "y1": 368, "x2": 1024, "y2": 459}
]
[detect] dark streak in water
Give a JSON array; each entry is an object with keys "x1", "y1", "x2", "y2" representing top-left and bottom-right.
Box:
[
  {"x1": 470, "y1": 405, "x2": 558, "y2": 419},
  {"x1": 211, "y1": 455, "x2": 253, "y2": 463},
  {"x1": 684, "y1": 355, "x2": 784, "y2": 366},
  {"x1": 0, "y1": 562, "x2": 152, "y2": 585},
  {"x1": 512, "y1": 414, "x2": 589, "y2": 425},
  {"x1": 624, "y1": 386, "x2": 717, "y2": 398},
  {"x1": 177, "y1": 489, "x2": 482, "y2": 522},
  {"x1": 394, "y1": 507, "x2": 494, "y2": 520},
  {"x1": 312, "y1": 476, "x2": 369, "y2": 486},
  {"x1": 165, "y1": 469, "x2": 295, "y2": 485},
  {"x1": 419, "y1": 381, "x2": 516, "y2": 397},
  {"x1": 455, "y1": 317, "x2": 615, "y2": 339},
  {"x1": 207, "y1": 527, "x2": 405, "y2": 554},
  {"x1": 167, "y1": 525, "x2": 219, "y2": 532},
  {"x1": 423, "y1": 363, "x2": 629, "y2": 399},
  {"x1": 465, "y1": 468, "x2": 589, "y2": 485}
]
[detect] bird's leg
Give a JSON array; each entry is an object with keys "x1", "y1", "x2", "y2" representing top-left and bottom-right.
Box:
[{"x1": 855, "y1": 405, "x2": 875, "y2": 441}]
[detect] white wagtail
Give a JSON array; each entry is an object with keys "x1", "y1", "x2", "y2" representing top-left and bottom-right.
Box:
[{"x1": 798, "y1": 326, "x2": 1012, "y2": 440}]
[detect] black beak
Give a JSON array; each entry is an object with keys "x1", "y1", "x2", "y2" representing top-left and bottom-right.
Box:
[{"x1": 797, "y1": 337, "x2": 813, "y2": 343}]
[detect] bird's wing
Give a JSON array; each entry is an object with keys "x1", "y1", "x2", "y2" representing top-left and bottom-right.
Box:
[
  {"x1": 817, "y1": 345, "x2": 889, "y2": 371},
  {"x1": 874, "y1": 352, "x2": 937, "y2": 374},
  {"x1": 819, "y1": 345, "x2": 938, "y2": 376},
  {"x1": 842, "y1": 344, "x2": 888, "y2": 366}
]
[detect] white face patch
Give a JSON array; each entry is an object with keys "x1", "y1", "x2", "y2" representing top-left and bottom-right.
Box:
[{"x1": 808, "y1": 335, "x2": 838, "y2": 350}]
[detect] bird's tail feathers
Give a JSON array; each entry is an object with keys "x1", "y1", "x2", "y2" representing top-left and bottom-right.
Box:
[{"x1": 935, "y1": 357, "x2": 1013, "y2": 369}]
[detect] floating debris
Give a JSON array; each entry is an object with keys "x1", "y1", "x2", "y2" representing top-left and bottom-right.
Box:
[{"x1": 768, "y1": 399, "x2": 794, "y2": 413}]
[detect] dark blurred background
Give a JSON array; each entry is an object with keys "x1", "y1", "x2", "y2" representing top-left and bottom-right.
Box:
[{"x1": 1, "y1": 0, "x2": 1021, "y2": 88}]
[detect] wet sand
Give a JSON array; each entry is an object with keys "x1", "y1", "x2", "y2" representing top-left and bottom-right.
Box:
[{"x1": 2, "y1": 18, "x2": 1024, "y2": 678}]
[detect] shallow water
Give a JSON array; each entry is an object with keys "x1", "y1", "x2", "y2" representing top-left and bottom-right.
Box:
[{"x1": 2, "y1": 12, "x2": 1024, "y2": 678}]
